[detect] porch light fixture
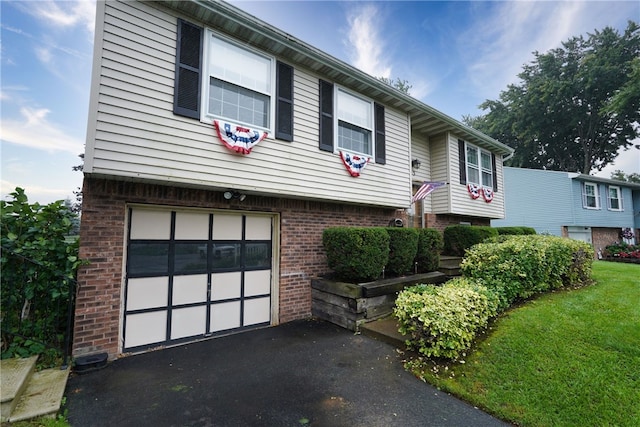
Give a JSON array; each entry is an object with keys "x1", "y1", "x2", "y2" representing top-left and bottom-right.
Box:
[
  {"x1": 411, "y1": 158, "x2": 421, "y2": 175},
  {"x1": 223, "y1": 191, "x2": 247, "y2": 202}
]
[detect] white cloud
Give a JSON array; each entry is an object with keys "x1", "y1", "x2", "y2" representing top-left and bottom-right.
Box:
[
  {"x1": 1, "y1": 179, "x2": 75, "y2": 205},
  {"x1": 595, "y1": 143, "x2": 640, "y2": 178},
  {"x1": 345, "y1": 4, "x2": 392, "y2": 79},
  {"x1": 1, "y1": 106, "x2": 84, "y2": 155},
  {"x1": 461, "y1": 1, "x2": 637, "y2": 101},
  {"x1": 26, "y1": 0, "x2": 96, "y2": 34}
]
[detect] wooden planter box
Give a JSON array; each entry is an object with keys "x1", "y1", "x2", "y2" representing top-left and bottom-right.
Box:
[{"x1": 311, "y1": 272, "x2": 446, "y2": 331}]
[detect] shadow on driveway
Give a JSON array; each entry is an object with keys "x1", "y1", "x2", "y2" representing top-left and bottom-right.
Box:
[{"x1": 65, "y1": 319, "x2": 511, "y2": 426}]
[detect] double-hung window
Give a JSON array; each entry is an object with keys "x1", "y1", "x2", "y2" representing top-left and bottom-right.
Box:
[
  {"x1": 465, "y1": 143, "x2": 493, "y2": 188},
  {"x1": 203, "y1": 31, "x2": 273, "y2": 131},
  {"x1": 608, "y1": 185, "x2": 622, "y2": 211},
  {"x1": 582, "y1": 182, "x2": 600, "y2": 209},
  {"x1": 336, "y1": 88, "x2": 373, "y2": 156}
]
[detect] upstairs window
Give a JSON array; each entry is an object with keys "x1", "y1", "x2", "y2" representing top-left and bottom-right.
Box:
[
  {"x1": 336, "y1": 88, "x2": 373, "y2": 156},
  {"x1": 465, "y1": 143, "x2": 493, "y2": 188},
  {"x1": 582, "y1": 182, "x2": 600, "y2": 209},
  {"x1": 608, "y1": 185, "x2": 622, "y2": 211},
  {"x1": 203, "y1": 31, "x2": 273, "y2": 130}
]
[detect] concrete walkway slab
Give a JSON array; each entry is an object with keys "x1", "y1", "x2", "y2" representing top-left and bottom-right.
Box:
[{"x1": 65, "y1": 319, "x2": 511, "y2": 427}]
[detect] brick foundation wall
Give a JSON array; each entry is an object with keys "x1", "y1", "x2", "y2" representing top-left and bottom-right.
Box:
[
  {"x1": 424, "y1": 213, "x2": 490, "y2": 233},
  {"x1": 73, "y1": 177, "x2": 396, "y2": 359}
]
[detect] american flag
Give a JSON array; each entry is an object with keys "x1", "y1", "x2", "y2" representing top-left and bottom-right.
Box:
[{"x1": 411, "y1": 181, "x2": 446, "y2": 204}]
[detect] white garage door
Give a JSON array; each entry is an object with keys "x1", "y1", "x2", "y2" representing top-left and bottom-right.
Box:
[{"x1": 123, "y1": 207, "x2": 274, "y2": 352}]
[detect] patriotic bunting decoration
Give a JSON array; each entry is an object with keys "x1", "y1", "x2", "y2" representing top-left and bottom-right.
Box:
[
  {"x1": 467, "y1": 183, "x2": 481, "y2": 199},
  {"x1": 466, "y1": 183, "x2": 494, "y2": 203},
  {"x1": 482, "y1": 187, "x2": 494, "y2": 203},
  {"x1": 340, "y1": 151, "x2": 370, "y2": 177},
  {"x1": 214, "y1": 120, "x2": 268, "y2": 155},
  {"x1": 412, "y1": 181, "x2": 446, "y2": 204}
]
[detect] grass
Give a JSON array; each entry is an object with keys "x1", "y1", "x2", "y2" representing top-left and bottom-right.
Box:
[{"x1": 406, "y1": 261, "x2": 640, "y2": 426}]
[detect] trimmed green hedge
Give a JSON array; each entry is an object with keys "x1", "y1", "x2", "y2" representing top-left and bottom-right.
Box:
[
  {"x1": 394, "y1": 278, "x2": 500, "y2": 359},
  {"x1": 443, "y1": 225, "x2": 498, "y2": 256},
  {"x1": 461, "y1": 235, "x2": 594, "y2": 310},
  {"x1": 385, "y1": 227, "x2": 419, "y2": 276},
  {"x1": 322, "y1": 227, "x2": 389, "y2": 282},
  {"x1": 496, "y1": 226, "x2": 537, "y2": 235},
  {"x1": 415, "y1": 228, "x2": 444, "y2": 273}
]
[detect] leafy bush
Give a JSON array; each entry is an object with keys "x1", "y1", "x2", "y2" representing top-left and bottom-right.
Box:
[
  {"x1": 1, "y1": 188, "x2": 83, "y2": 363},
  {"x1": 385, "y1": 227, "x2": 419, "y2": 276},
  {"x1": 415, "y1": 228, "x2": 443, "y2": 273},
  {"x1": 443, "y1": 225, "x2": 498, "y2": 256},
  {"x1": 322, "y1": 227, "x2": 389, "y2": 282},
  {"x1": 496, "y1": 226, "x2": 537, "y2": 235},
  {"x1": 461, "y1": 235, "x2": 593, "y2": 310},
  {"x1": 394, "y1": 278, "x2": 500, "y2": 360}
]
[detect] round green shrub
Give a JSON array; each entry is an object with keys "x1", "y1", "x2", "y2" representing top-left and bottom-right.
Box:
[
  {"x1": 415, "y1": 228, "x2": 443, "y2": 273},
  {"x1": 322, "y1": 227, "x2": 389, "y2": 282},
  {"x1": 443, "y1": 225, "x2": 498, "y2": 256},
  {"x1": 385, "y1": 227, "x2": 419, "y2": 276},
  {"x1": 394, "y1": 277, "x2": 499, "y2": 360}
]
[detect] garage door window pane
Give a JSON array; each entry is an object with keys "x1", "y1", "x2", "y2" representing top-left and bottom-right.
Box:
[
  {"x1": 245, "y1": 243, "x2": 271, "y2": 268},
  {"x1": 128, "y1": 243, "x2": 169, "y2": 275},
  {"x1": 175, "y1": 243, "x2": 207, "y2": 274},
  {"x1": 212, "y1": 243, "x2": 241, "y2": 269}
]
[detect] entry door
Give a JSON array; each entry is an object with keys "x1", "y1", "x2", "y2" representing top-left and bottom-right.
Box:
[{"x1": 123, "y1": 208, "x2": 273, "y2": 352}]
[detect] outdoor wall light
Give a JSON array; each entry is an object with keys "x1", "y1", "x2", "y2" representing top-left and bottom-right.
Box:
[
  {"x1": 223, "y1": 191, "x2": 247, "y2": 201},
  {"x1": 411, "y1": 158, "x2": 421, "y2": 175}
]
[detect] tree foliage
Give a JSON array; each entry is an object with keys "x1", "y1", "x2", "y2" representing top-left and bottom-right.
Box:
[
  {"x1": 1, "y1": 188, "x2": 83, "y2": 363},
  {"x1": 378, "y1": 76, "x2": 412, "y2": 95},
  {"x1": 610, "y1": 169, "x2": 640, "y2": 183},
  {"x1": 468, "y1": 21, "x2": 640, "y2": 174}
]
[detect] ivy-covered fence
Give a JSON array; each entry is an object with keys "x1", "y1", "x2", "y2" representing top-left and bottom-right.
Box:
[{"x1": 1, "y1": 188, "x2": 82, "y2": 368}]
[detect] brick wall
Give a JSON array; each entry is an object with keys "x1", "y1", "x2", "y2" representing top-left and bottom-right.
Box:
[
  {"x1": 424, "y1": 213, "x2": 490, "y2": 233},
  {"x1": 73, "y1": 177, "x2": 395, "y2": 358}
]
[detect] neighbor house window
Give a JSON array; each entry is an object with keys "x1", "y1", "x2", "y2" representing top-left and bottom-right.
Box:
[
  {"x1": 203, "y1": 31, "x2": 274, "y2": 130},
  {"x1": 465, "y1": 143, "x2": 493, "y2": 188},
  {"x1": 608, "y1": 185, "x2": 622, "y2": 211},
  {"x1": 582, "y1": 182, "x2": 600, "y2": 209},
  {"x1": 336, "y1": 88, "x2": 373, "y2": 156}
]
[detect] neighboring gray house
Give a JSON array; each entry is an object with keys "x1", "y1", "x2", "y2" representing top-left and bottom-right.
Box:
[
  {"x1": 492, "y1": 167, "x2": 640, "y2": 253},
  {"x1": 75, "y1": 0, "x2": 513, "y2": 360}
]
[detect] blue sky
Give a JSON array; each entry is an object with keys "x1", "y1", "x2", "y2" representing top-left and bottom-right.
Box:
[{"x1": 2, "y1": 0, "x2": 639, "y2": 205}]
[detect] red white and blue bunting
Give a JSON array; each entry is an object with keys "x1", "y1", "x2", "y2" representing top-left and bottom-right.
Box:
[
  {"x1": 340, "y1": 151, "x2": 370, "y2": 177},
  {"x1": 214, "y1": 120, "x2": 268, "y2": 155},
  {"x1": 467, "y1": 183, "x2": 494, "y2": 203}
]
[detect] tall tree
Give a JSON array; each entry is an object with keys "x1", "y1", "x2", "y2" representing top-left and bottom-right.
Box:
[
  {"x1": 468, "y1": 21, "x2": 640, "y2": 174},
  {"x1": 378, "y1": 76, "x2": 412, "y2": 95}
]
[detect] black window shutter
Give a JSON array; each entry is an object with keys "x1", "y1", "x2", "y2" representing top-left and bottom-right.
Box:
[
  {"x1": 374, "y1": 103, "x2": 386, "y2": 164},
  {"x1": 458, "y1": 139, "x2": 466, "y2": 184},
  {"x1": 276, "y1": 61, "x2": 294, "y2": 141},
  {"x1": 319, "y1": 80, "x2": 334, "y2": 152},
  {"x1": 491, "y1": 153, "x2": 498, "y2": 192},
  {"x1": 174, "y1": 19, "x2": 203, "y2": 119}
]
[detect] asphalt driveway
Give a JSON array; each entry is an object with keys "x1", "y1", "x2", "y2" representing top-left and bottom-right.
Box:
[{"x1": 65, "y1": 318, "x2": 511, "y2": 427}]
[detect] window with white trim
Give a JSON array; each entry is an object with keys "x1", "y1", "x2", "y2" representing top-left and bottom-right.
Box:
[
  {"x1": 202, "y1": 30, "x2": 274, "y2": 130},
  {"x1": 608, "y1": 185, "x2": 622, "y2": 211},
  {"x1": 336, "y1": 88, "x2": 374, "y2": 156},
  {"x1": 465, "y1": 143, "x2": 493, "y2": 188},
  {"x1": 582, "y1": 182, "x2": 600, "y2": 209}
]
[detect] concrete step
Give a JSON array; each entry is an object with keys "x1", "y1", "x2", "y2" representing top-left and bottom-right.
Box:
[
  {"x1": 1, "y1": 355, "x2": 38, "y2": 422},
  {"x1": 9, "y1": 366, "x2": 70, "y2": 422},
  {"x1": 360, "y1": 316, "x2": 407, "y2": 349}
]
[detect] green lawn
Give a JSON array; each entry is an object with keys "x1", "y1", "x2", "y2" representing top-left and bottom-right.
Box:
[{"x1": 408, "y1": 261, "x2": 640, "y2": 427}]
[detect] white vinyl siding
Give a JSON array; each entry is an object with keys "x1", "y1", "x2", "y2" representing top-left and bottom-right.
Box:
[
  {"x1": 85, "y1": 0, "x2": 411, "y2": 208},
  {"x1": 449, "y1": 134, "x2": 505, "y2": 219}
]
